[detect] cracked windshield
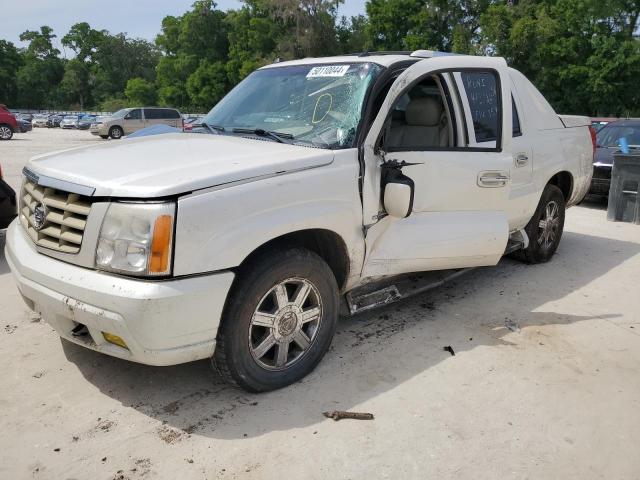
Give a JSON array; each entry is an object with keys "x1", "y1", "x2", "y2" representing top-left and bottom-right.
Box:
[{"x1": 201, "y1": 62, "x2": 382, "y2": 149}]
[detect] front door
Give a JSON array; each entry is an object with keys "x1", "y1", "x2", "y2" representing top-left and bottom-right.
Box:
[
  {"x1": 361, "y1": 56, "x2": 513, "y2": 278},
  {"x1": 123, "y1": 108, "x2": 145, "y2": 134}
]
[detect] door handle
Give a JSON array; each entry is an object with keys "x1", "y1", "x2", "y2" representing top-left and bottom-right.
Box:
[
  {"x1": 478, "y1": 171, "x2": 510, "y2": 188},
  {"x1": 515, "y1": 153, "x2": 529, "y2": 167}
]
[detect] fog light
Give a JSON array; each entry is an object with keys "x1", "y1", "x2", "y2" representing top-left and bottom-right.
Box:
[{"x1": 102, "y1": 332, "x2": 129, "y2": 350}]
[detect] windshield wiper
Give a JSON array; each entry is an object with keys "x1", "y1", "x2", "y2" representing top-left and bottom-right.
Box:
[
  {"x1": 232, "y1": 128, "x2": 294, "y2": 144},
  {"x1": 197, "y1": 122, "x2": 225, "y2": 135}
]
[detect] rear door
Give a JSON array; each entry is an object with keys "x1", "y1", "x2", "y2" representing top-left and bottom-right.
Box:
[{"x1": 361, "y1": 56, "x2": 513, "y2": 278}]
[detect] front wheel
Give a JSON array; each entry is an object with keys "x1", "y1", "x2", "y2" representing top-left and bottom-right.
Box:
[
  {"x1": 513, "y1": 184, "x2": 566, "y2": 264},
  {"x1": 109, "y1": 126, "x2": 123, "y2": 139},
  {"x1": 0, "y1": 124, "x2": 13, "y2": 140},
  {"x1": 213, "y1": 248, "x2": 339, "y2": 392}
]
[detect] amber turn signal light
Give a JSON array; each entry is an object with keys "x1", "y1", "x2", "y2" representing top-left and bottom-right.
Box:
[{"x1": 149, "y1": 215, "x2": 172, "y2": 273}]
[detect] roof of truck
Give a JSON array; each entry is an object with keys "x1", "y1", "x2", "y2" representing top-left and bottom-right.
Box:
[{"x1": 260, "y1": 50, "x2": 464, "y2": 69}]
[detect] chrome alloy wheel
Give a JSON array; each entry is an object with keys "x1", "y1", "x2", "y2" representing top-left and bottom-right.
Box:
[
  {"x1": 538, "y1": 200, "x2": 560, "y2": 249},
  {"x1": 0, "y1": 126, "x2": 12, "y2": 140},
  {"x1": 249, "y1": 277, "x2": 323, "y2": 370}
]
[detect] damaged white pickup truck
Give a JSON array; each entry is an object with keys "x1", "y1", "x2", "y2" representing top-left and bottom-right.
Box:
[{"x1": 6, "y1": 51, "x2": 594, "y2": 391}]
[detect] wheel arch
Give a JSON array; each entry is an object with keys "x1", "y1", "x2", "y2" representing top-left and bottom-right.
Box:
[
  {"x1": 547, "y1": 171, "x2": 574, "y2": 203},
  {"x1": 235, "y1": 228, "x2": 351, "y2": 291}
]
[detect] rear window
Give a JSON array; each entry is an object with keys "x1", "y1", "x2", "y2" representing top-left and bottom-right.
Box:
[{"x1": 597, "y1": 125, "x2": 640, "y2": 147}]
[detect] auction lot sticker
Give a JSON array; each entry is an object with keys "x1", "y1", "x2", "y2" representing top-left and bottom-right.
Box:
[{"x1": 307, "y1": 65, "x2": 350, "y2": 78}]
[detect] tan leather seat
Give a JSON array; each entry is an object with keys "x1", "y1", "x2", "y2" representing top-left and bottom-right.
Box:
[{"x1": 389, "y1": 97, "x2": 449, "y2": 148}]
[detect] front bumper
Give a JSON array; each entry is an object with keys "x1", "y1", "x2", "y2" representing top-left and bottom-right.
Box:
[
  {"x1": 5, "y1": 221, "x2": 235, "y2": 366},
  {"x1": 89, "y1": 124, "x2": 107, "y2": 135},
  {"x1": 589, "y1": 164, "x2": 612, "y2": 196}
]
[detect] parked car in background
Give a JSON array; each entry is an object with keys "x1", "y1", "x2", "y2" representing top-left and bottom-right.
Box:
[
  {"x1": 0, "y1": 104, "x2": 18, "y2": 140},
  {"x1": 6, "y1": 52, "x2": 593, "y2": 392},
  {"x1": 77, "y1": 114, "x2": 97, "y2": 130},
  {"x1": 0, "y1": 163, "x2": 17, "y2": 229},
  {"x1": 32, "y1": 115, "x2": 48, "y2": 128},
  {"x1": 60, "y1": 115, "x2": 80, "y2": 129},
  {"x1": 90, "y1": 107, "x2": 182, "y2": 139},
  {"x1": 16, "y1": 117, "x2": 33, "y2": 133},
  {"x1": 17, "y1": 113, "x2": 33, "y2": 123},
  {"x1": 47, "y1": 114, "x2": 63, "y2": 128},
  {"x1": 591, "y1": 117, "x2": 618, "y2": 132},
  {"x1": 589, "y1": 119, "x2": 640, "y2": 196},
  {"x1": 182, "y1": 116, "x2": 204, "y2": 131}
]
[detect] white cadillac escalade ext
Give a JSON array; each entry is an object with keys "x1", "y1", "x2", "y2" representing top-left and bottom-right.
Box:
[{"x1": 6, "y1": 51, "x2": 594, "y2": 392}]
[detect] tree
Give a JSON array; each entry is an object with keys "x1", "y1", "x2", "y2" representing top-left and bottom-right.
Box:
[
  {"x1": 0, "y1": 40, "x2": 23, "y2": 105},
  {"x1": 60, "y1": 59, "x2": 90, "y2": 109},
  {"x1": 125, "y1": 77, "x2": 157, "y2": 105},
  {"x1": 155, "y1": 0, "x2": 228, "y2": 110},
  {"x1": 186, "y1": 60, "x2": 228, "y2": 110},
  {"x1": 479, "y1": 0, "x2": 640, "y2": 116},
  {"x1": 16, "y1": 26, "x2": 64, "y2": 108},
  {"x1": 62, "y1": 22, "x2": 106, "y2": 62}
]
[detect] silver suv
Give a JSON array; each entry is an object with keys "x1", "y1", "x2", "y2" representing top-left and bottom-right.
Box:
[{"x1": 90, "y1": 107, "x2": 182, "y2": 139}]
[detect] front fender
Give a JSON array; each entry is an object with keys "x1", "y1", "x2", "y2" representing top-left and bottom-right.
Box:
[{"x1": 173, "y1": 153, "x2": 364, "y2": 278}]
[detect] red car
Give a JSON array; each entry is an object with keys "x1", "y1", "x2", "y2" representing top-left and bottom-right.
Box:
[{"x1": 0, "y1": 104, "x2": 18, "y2": 140}]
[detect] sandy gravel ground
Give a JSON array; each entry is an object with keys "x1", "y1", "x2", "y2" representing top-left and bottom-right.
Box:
[{"x1": 1, "y1": 129, "x2": 639, "y2": 479}]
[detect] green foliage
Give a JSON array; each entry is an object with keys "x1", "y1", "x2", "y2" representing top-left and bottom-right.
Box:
[
  {"x1": 479, "y1": 0, "x2": 640, "y2": 115},
  {"x1": 2, "y1": 1, "x2": 639, "y2": 116},
  {"x1": 125, "y1": 77, "x2": 157, "y2": 106},
  {"x1": 0, "y1": 40, "x2": 23, "y2": 105},
  {"x1": 186, "y1": 60, "x2": 228, "y2": 110},
  {"x1": 59, "y1": 59, "x2": 90, "y2": 109},
  {"x1": 100, "y1": 95, "x2": 128, "y2": 112}
]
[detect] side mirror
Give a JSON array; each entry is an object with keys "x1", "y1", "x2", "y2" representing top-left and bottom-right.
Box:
[
  {"x1": 124, "y1": 114, "x2": 131, "y2": 119},
  {"x1": 383, "y1": 167, "x2": 414, "y2": 218}
]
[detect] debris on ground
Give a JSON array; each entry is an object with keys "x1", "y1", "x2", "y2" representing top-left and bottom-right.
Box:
[
  {"x1": 323, "y1": 410, "x2": 374, "y2": 421},
  {"x1": 443, "y1": 345, "x2": 456, "y2": 356},
  {"x1": 505, "y1": 319, "x2": 520, "y2": 332},
  {"x1": 4, "y1": 325, "x2": 17, "y2": 334}
]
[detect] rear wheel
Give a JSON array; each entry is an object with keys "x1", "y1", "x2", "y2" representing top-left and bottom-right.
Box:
[
  {"x1": 213, "y1": 248, "x2": 339, "y2": 392},
  {"x1": 0, "y1": 124, "x2": 13, "y2": 140},
  {"x1": 513, "y1": 184, "x2": 565, "y2": 264},
  {"x1": 109, "y1": 126, "x2": 123, "y2": 139}
]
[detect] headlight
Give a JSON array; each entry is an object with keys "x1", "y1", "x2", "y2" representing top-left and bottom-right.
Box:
[{"x1": 96, "y1": 202, "x2": 175, "y2": 277}]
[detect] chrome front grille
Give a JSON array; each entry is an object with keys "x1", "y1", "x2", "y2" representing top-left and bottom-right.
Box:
[{"x1": 19, "y1": 179, "x2": 92, "y2": 254}]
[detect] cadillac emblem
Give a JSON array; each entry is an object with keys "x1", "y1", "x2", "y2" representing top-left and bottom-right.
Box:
[{"x1": 33, "y1": 203, "x2": 48, "y2": 230}]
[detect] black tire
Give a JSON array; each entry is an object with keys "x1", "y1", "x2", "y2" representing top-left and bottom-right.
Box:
[
  {"x1": 512, "y1": 184, "x2": 565, "y2": 264},
  {"x1": 109, "y1": 126, "x2": 123, "y2": 139},
  {"x1": 99, "y1": 135, "x2": 109, "y2": 139},
  {"x1": 213, "y1": 248, "x2": 339, "y2": 392},
  {"x1": 0, "y1": 124, "x2": 13, "y2": 140}
]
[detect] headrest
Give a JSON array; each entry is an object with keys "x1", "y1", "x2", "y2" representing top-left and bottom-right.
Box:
[{"x1": 405, "y1": 97, "x2": 443, "y2": 127}]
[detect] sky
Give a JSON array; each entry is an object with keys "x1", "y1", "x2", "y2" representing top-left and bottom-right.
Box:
[{"x1": 4, "y1": 0, "x2": 367, "y2": 56}]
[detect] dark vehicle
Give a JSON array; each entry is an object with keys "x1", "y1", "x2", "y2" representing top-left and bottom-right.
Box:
[
  {"x1": 16, "y1": 117, "x2": 32, "y2": 133},
  {"x1": 17, "y1": 113, "x2": 33, "y2": 123},
  {"x1": 0, "y1": 163, "x2": 17, "y2": 229},
  {"x1": 77, "y1": 114, "x2": 97, "y2": 130},
  {"x1": 591, "y1": 117, "x2": 618, "y2": 132},
  {"x1": 590, "y1": 119, "x2": 640, "y2": 196},
  {"x1": 47, "y1": 114, "x2": 63, "y2": 128},
  {"x1": 0, "y1": 104, "x2": 18, "y2": 140}
]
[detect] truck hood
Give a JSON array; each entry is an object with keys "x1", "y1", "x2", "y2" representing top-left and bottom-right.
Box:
[{"x1": 27, "y1": 133, "x2": 334, "y2": 197}]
